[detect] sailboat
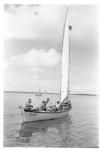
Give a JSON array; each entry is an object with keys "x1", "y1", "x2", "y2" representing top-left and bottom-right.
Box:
[
  {"x1": 19, "y1": 10, "x2": 72, "y2": 123},
  {"x1": 35, "y1": 89, "x2": 42, "y2": 96}
]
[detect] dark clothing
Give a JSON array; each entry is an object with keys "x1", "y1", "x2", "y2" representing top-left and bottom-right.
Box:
[
  {"x1": 41, "y1": 103, "x2": 46, "y2": 111},
  {"x1": 25, "y1": 102, "x2": 33, "y2": 110}
]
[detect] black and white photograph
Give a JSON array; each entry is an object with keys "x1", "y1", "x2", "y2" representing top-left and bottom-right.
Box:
[{"x1": 3, "y1": 3, "x2": 99, "y2": 148}]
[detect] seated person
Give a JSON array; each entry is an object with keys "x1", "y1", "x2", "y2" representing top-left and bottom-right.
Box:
[
  {"x1": 60, "y1": 99, "x2": 71, "y2": 110},
  {"x1": 56, "y1": 101, "x2": 60, "y2": 111},
  {"x1": 68, "y1": 100, "x2": 72, "y2": 108},
  {"x1": 40, "y1": 98, "x2": 50, "y2": 111},
  {"x1": 40, "y1": 101, "x2": 46, "y2": 111},
  {"x1": 24, "y1": 98, "x2": 33, "y2": 110}
]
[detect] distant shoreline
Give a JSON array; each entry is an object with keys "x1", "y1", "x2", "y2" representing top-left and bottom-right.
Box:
[{"x1": 4, "y1": 91, "x2": 97, "y2": 96}]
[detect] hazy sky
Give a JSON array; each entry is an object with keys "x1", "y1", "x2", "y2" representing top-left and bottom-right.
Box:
[{"x1": 4, "y1": 5, "x2": 98, "y2": 94}]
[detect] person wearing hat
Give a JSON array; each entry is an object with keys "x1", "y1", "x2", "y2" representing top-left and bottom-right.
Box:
[{"x1": 25, "y1": 98, "x2": 33, "y2": 110}]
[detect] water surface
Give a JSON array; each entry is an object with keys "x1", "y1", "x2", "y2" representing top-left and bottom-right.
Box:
[{"x1": 4, "y1": 93, "x2": 98, "y2": 147}]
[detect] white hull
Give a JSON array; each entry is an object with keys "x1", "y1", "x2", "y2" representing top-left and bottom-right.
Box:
[{"x1": 19, "y1": 108, "x2": 70, "y2": 123}]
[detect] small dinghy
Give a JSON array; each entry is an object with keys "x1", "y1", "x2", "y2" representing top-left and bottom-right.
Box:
[
  {"x1": 35, "y1": 89, "x2": 42, "y2": 96},
  {"x1": 19, "y1": 9, "x2": 72, "y2": 123}
]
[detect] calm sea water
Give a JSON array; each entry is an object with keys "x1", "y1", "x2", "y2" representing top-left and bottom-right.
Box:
[{"x1": 4, "y1": 93, "x2": 98, "y2": 147}]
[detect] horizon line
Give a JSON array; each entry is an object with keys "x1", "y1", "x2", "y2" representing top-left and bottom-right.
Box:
[{"x1": 4, "y1": 90, "x2": 97, "y2": 96}]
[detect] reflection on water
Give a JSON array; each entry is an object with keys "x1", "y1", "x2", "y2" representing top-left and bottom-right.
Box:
[{"x1": 18, "y1": 115, "x2": 72, "y2": 144}]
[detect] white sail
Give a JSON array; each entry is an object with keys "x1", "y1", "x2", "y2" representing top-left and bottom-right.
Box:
[{"x1": 61, "y1": 10, "x2": 69, "y2": 103}]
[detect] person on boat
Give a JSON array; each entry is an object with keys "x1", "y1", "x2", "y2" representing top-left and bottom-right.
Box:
[
  {"x1": 40, "y1": 98, "x2": 50, "y2": 111},
  {"x1": 56, "y1": 101, "x2": 60, "y2": 111},
  {"x1": 25, "y1": 98, "x2": 33, "y2": 110},
  {"x1": 60, "y1": 98, "x2": 72, "y2": 110},
  {"x1": 40, "y1": 101, "x2": 46, "y2": 111},
  {"x1": 68, "y1": 100, "x2": 72, "y2": 109}
]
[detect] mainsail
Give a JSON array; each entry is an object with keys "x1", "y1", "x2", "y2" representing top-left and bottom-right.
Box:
[{"x1": 61, "y1": 10, "x2": 70, "y2": 103}]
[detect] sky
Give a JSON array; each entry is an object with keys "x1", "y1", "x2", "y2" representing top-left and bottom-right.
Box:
[{"x1": 4, "y1": 5, "x2": 98, "y2": 94}]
